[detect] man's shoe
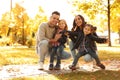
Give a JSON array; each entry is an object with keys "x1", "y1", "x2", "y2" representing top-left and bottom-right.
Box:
[
  {"x1": 39, "y1": 62, "x2": 44, "y2": 70},
  {"x1": 49, "y1": 64, "x2": 54, "y2": 70},
  {"x1": 97, "y1": 63, "x2": 105, "y2": 69}
]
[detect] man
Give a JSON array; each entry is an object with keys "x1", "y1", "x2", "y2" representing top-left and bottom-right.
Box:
[{"x1": 36, "y1": 11, "x2": 71, "y2": 70}]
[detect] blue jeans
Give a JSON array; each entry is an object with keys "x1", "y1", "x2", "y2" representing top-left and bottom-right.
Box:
[
  {"x1": 37, "y1": 40, "x2": 71, "y2": 64},
  {"x1": 61, "y1": 50, "x2": 71, "y2": 59},
  {"x1": 50, "y1": 45, "x2": 64, "y2": 66},
  {"x1": 69, "y1": 41, "x2": 76, "y2": 59},
  {"x1": 72, "y1": 50, "x2": 100, "y2": 66}
]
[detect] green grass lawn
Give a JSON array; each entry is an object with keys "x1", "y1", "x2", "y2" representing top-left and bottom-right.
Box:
[
  {"x1": 0, "y1": 46, "x2": 39, "y2": 66},
  {"x1": 0, "y1": 44, "x2": 120, "y2": 80}
]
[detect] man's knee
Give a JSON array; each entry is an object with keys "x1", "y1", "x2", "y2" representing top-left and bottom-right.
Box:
[
  {"x1": 38, "y1": 40, "x2": 49, "y2": 47},
  {"x1": 37, "y1": 40, "x2": 49, "y2": 54}
]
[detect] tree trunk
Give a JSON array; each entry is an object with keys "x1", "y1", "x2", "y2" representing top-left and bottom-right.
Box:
[
  {"x1": 108, "y1": 0, "x2": 111, "y2": 46},
  {"x1": 119, "y1": 28, "x2": 120, "y2": 44}
]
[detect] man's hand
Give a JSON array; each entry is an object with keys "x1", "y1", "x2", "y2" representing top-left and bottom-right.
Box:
[{"x1": 49, "y1": 34, "x2": 61, "y2": 44}]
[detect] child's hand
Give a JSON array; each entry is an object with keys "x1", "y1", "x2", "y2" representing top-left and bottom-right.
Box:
[
  {"x1": 106, "y1": 38, "x2": 109, "y2": 43},
  {"x1": 107, "y1": 39, "x2": 109, "y2": 43},
  {"x1": 64, "y1": 32, "x2": 69, "y2": 37},
  {"x1": 54, "y1": 34, "x2": 62, "y2": 41}
]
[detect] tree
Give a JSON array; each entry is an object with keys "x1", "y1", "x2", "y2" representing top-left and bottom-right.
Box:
[
  {"x1": 11, "y1": 3, "x2": 30, "y2": 45},
  {"x1": 26, "y1": 6, "x2": 48, "y2": 47},
  {"x1": 32, "y1": 6, "x2": 48, "y2": 33},
  {"x1": 110, "y1": 0, "x2": 120, "y2": 44},
  {"x1": 67, "y1": 0, "x2": 120, "y2": 45},
  {"x1": 0, "y1": 2, "x2": 47, "y2": 46},
  {"x1": 0, "y1": 12, "x2": 11, "y2": 36}
]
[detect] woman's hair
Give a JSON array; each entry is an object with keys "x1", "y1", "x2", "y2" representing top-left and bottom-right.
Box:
[
  {"x1": 59, "y1": 19, "x2": 68, "y2": 30},
  {"x1": 72, "y1": 15, "x2": 86, "y2": 31}
]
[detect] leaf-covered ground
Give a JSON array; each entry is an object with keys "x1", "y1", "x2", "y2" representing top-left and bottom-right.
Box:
[
  {"x1": 0, "y1": 60, "x2": 120, "y2": 80},
  {"x1": 0, "y1": 45, "x2": 120, "y2": 80}
]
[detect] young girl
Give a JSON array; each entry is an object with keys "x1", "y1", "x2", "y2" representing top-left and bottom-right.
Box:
[
  {"x1": 49, "y1": 19, "x2": 68, "y2": 70},
  {"x1": 67, "y1": 24, "x2": 108, "y2": 70}
]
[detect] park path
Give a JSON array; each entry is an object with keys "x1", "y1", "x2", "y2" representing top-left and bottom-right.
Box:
[{"x1": 0, "y1": 60, "x2": 120, "y2": 80}]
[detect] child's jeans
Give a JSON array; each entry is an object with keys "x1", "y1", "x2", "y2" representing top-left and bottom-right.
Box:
[
  {"x1": 50, "y1": 45, "x2": 64, "y2": 66},
  {"x1": 72, "y1": 50, "x2": 100, "y2": 66}
]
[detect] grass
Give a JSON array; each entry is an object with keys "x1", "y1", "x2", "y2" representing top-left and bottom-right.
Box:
[
  {"x1": 10, "y1": 70, "x2": 120, "y2": 80},
  {"x1": 0, "y1": 44, "x2": 120, "y2": 80},
  {"x1": 0, "y1": 46, "x2": 39, "y2": 66},
  {"x1": 56, "y1": 70, "x2": 120, "y2": 80}
]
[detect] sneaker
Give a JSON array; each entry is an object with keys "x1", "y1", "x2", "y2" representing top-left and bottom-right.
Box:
[
  {"x1": 69, "y1": 65, "x2": 77, "y2": 70},
  {"x1": 49, "y1": 64, "x2": 54, "y2": 70},
  {"x1": 39, "y1": 62, "x2": 44, "y2": 70},
  {"x1": 97, "y1": 63, "x2": 105, "y2": 69},
  {"x1": 54, "y1": 65, "x2": 61, "y2": 70}
]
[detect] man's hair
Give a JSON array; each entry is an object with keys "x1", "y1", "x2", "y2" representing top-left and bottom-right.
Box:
[{"x1": 52, "y1": 11, "x2": 60, "y2": 16}]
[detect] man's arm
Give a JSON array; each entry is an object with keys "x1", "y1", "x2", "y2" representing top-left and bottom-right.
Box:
[
  {"x1": 38, "y1": 23, "x2": 50, "y2": 41},
  {"x1": 49, "y1": 33, "x2": 62, "y2": 43}
]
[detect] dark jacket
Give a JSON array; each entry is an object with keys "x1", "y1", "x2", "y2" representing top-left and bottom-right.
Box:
[
  {"x1": 53, "y1": 28, "x2": 67, "y2": 47},
  {"x1": 68, "y1": 31, "x2": 107, "y2": 52},
  {"x1": 69, "y1": 29, "x2": 83, "y2": 43},
  {"x1": 91, "y1": 32, "x2": 98, "y2": 50}
]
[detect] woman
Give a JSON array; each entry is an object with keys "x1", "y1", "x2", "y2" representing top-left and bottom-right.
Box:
[
  {"x1": 69, "y1": 15, "x2": 103, "y2": 69},
  {"x1": 69, "y1": 15, "x2": 86, "y2": 59}
]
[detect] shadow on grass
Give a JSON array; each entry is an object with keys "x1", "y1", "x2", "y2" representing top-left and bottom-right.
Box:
[
  {"x1": 54, "y1": 70, "x2": 120, "y2": 80},
  {"x1": 11, "y1": 70, "x2": 120, "y2": 80}
]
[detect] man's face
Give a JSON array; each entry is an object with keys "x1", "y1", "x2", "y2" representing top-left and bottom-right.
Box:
[
  {"x1": 50, "y1": 14, "x2": 60, "y2": 26},
  {"x1": 83, "y1": 26, "x2": 92, "y2": 35}
]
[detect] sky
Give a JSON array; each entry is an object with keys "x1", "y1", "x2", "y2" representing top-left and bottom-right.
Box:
[{"x1": 0, "y1": 0, "x2": 74, "y2": 29}]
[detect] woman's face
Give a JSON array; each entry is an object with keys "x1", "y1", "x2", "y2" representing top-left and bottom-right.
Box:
[{"x1": 74, "y1": 15, "x2": 83, "y2": 27}]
